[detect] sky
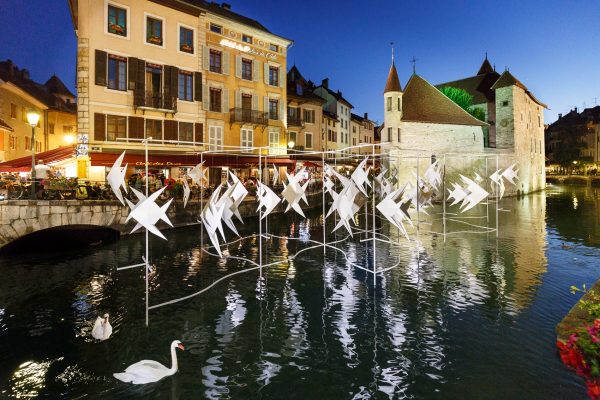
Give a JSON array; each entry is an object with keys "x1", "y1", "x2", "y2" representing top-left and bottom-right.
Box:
[{"x1": 0, "y1": 0, "x2": 598, "y2": 125}]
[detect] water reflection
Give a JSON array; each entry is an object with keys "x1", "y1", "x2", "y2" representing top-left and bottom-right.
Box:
[{"x1": 0, "y1": 187, "x2": 598, "y2": 399}]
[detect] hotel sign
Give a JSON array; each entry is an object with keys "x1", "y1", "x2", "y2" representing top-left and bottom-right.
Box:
[{"x1": 219, "y1": 39, "x2": 277, "y2": 60}]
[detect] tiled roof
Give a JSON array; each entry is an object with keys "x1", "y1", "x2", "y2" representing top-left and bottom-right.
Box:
[
  {"x1": 477, "y1": 58, "x2": 494, "y2": 75},
  {"x1": 287, "y1": 65, "x2": 325, "y2": 104},
  {"x1": 491, "y1": 70, "x2": 547, "y2": 108},
  {"x1": 323, "y1": 110, "x2": 338, "y2": 120},
  {"x1": 45, "y1": 75, "x2": 75, "y2": 98},
  {"x1": 384, "y1": 63, "x2": 402, "y2": 93},
  {"x1": 403, "y1": 74, "x2": 488, "y2": 127},
  {"x1": 436, "y1": 71, "x2": 500, "y2": 105},
  {"x1": 315, "y1": 85, "x2": 353, "y2": 108}
]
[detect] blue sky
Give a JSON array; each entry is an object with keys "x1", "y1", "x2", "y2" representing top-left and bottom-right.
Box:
[{"x1": 1, "y1": 0, "x2": 598, "y2": 124}]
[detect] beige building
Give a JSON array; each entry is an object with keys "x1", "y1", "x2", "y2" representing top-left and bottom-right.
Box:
[
  {"x1": 350, "y1": 112, "x2": 375, "y2": 155},
  {"x1": 68, "y1": 0, "x2": 292, "y2": 181},
  {"x1": 0, "y1": 60, "x2": 77, "y2": 165}
]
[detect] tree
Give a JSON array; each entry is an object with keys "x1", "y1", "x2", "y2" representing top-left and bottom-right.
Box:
[{"x1": 439, "y1": 86, "x2": 486, "y2": 122}]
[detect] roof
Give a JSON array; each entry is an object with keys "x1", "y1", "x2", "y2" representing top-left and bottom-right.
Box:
[
  {"x1": 477, "y1": 58, "x2": 494, "y2": 75},
  {"x1": 384, "y1": 63, "x2": 402, "y2": 93},
  {"x1": 315, "y1": 85, "x2": 353, "y2": 108},
  {"x1": 0, "y1": 118, "x2": 14, "y2": 132},
  {"x1": 403, "y1": 74, "x2": 488, "y2": 127},
  {"x1": 287, "y1": 65, "x2": 326, "y2": 105},
  {"x1": 437, "y1": 71, "x2": 500, "y2": 104},
  {"x1": 0, "y1": 60, "x2": 76, "y2": 114},
  {"x1": 350, "y1": 113, "x2": 374, "y2": 124},
  {"x1": 45, "y1": 75, "x2": 75, "y2": 98},
  {"x1": 0, "y1": 146, "x2": 75, "y2": 169},
  {"x1": 323, "y1": 110, "x2": 338, "y2": 120},
  {"x1": 491, "y1": 70, "x2": 548, "y2": 108}
]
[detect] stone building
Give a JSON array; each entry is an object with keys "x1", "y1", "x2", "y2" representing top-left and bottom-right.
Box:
[
  {"x1": 313, "y1": 78, "x2": 353, "y2": 157},
  {"x1": 381, "y1": 55, "x2": 547, "y2": 194},
  {"x1": 0, "y1": 60, "x2": 76, "y2": 163},
  {"x1": 350, "y1": 113, "x2": 375, "y2": 155},
  {"x1": 68, "y1": 0, "x2": 292, "y2": 182}
]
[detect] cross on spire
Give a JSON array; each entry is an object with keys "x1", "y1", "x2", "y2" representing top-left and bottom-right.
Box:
[{"x1": 410, "y1": 56, "x2": 418, "y2": 74}]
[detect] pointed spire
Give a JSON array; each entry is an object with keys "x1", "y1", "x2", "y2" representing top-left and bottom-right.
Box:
[
  {"x1": 477, "y1": 54, "x2": 494, "y2": 75},
  {"x1": 384, "y1": 47, "x2": 402, "y2": 93}
]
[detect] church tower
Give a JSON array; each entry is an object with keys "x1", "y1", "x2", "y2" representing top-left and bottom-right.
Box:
[{"x1": 383, "y1": 48, "x2": 403, "y2": 144}]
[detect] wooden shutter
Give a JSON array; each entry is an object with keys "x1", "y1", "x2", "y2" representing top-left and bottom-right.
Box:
[
  {"x1": 235, "y1": 55, "x2": 241, "y2": 78},
  {"x1": 263, "y1": 63, "x2": 269, "y2": 85},
  {"x1": 253, "y1": 60, "x2": 259, "y2": 82},
  {"x1": 202, "y1": 85, "x2": 209, "y2": 111},
  {"x1": 252, "y1": 94, "x2": 258, "y2": 110},
  {"x1": 234, "y1": 90, "x2": 241, "y2": 108},
  {"x1": 194, "y1": 72, "x2": 202, "y2": 102},
  {"x1": 95, "y1": 50, "x2": 107, "y2": 86},
  {"x1": 128, "y1": 57, "x2": 138, "y2": 90},
  {"x1": 279, "y1": 100, "x2": 284, "y2": 121},
  {"x1": 202, "y1": 46, "x2": 209, "y2": 70},
  {"x1": 279, "y1": 67, "x2": 284, "y2": 88},
  {"x1": 163, "y1": 66, "x2": 178, "y2": 108},
  {"x1": 194, "y1": 123, "x2": 204, "y2": 143},
  {"x1": 264, "y1": 96, "x2": 269, "y2": 113},
  {"x1": 128, "y1": 116, "x2": 144, "y2": 139},
  {"x1": 94, "y1": 113, "x2": 106, "y2": 141},
  {"x1": 164, "y1": 120, "x2": 178, "y2": 141},
  {"x1": 134, "y1": 59, "x2": 146, "y2": 107},
  {"x1": 222, "y1": 89, "x2": 229, "y2": 113},
  {"x1": 222, "y1": 51, "x2": 230, "y2": 75}
]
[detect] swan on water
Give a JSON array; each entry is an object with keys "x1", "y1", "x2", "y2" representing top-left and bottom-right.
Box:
[
  {"x1": 113, "y1": 340, "x2": 185, "y2": 384},
  {"x1": 91, "y1": 313, "x2": 112, "y2": 341}
]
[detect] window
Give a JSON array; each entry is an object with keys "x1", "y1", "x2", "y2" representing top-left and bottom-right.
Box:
[
  {"x1": 25, "y1": 136, "x2": 31, "y2": 151},
  {"x1": 269, "y1": 99, "x2": 279, "y2": 120},
  {"x1": 209, "y1": 88, "x2": 222, "y2": 112},
  {"x1": 397, "y1": 127, "x2": 401, "y2": 142},
  {"x1": 502, "y1": 100, "x2": 509, "y2": 107},
  {"x1": 209, "y1": 125, "x2": 223, "y2": 151},
  {"x1": 210, "y1": 23, "x2": 222, "y2": 34},
  {"x1": 353, "y1": 126, "x2": 356, "y2": 133},
  {"x1": 387, "y1": 127, "x2": 392, "y2": 142},
  {"x1": 21, "y1": 107, "x2": 27, "y2": 123},
  {"x1": 145, "y1": 64, "x2": 162, "y2": 107},
  {"x1": 146, "y1": 119, "x2": 162, "y2": 140},
  {"x1": 108, "y1": 4, "x2": 127, "y2": 36},
  {"x1": 9, "y1": 135, "x2": 16, "y2": 150},
  {"x1": 179, "y1": 122, "x2": 193, "y2": 142},
  {"x1": 241, "y1": 128, "x2": 253, "y2": 152},
  {"x1": 269, "y1": 66, "x2": 279, "y2": 86},
  {"x1": 269, "y1": 43, "x2": 279, "y2": 52},
  {"x1": 269, "y1": 130, "x2": 279, "y2": 148},
  {"x1": 179, "y1": 26, "x2": 194, "y2": 53},
  {"x1": 241, "y1": 93, "x2": 252, "y2": 110},
  {"x1": 386, "y1": 97, "x2": 392, "y2": 111},
  {"x1": 303, "y1": 109, "x2": 315, "y2": 123},
  {"x1": 305, "y1": 133, "x2": 313, "y2": 149},
  {"x1": 146, "y1": 16, "x2": 163, "y2": 46},
  {"x1": 241, "y1": 58, "x2": 252, "y2": 80},
  {"x1": 36, "y1": 141, "x2": 42, "y2": 153},
  {"x1": 242, "y1": 34, "x2": 252, "y2": 44},
  {"x1": 398, "y1": 98, "x2": 401, "y2": 111},
  {"x1": 210, "y1": 50, "x2": 222, "y2": 73},
  {"x1": 106, "y1": 115, "x2": 126, "y2": 141},
  {"x1": 108, "y1": 55, "x2": 127, "y2": 91},
  {"x1": 178, "y1": 71, "x2": 193, "y2": 101},
  {"x1": 289, "y1": 131, "x2": 297, "y2": 145},
  {"x1": 49, "y1": 123, "x2": 55, "y2": 134},
  {"x1": 10, "y1": 103, "x2": 16, "y2": 118}
]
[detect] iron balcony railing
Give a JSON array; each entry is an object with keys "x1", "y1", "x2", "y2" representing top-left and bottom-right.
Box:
[
  {"x1": 287, "y1": 115, "x2": 303, "y2": 127},
  {"x1": 229, "y1": 108, "x2": 268, "y2": 125},
  {"x1": 134, "y1": 91, "x2": 177, "y2": 112}
]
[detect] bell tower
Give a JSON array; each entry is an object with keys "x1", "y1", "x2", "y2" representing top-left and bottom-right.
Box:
[{"x1": 383, "y1": 45, "x2": 403, "y2": 144}]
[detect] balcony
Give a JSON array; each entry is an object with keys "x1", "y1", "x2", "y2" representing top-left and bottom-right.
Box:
[
  {"x1": 229, "y1": 108, "x2": 268, "y2": 126},
  {"x1": 287, "y1": 115, "x2": 303, "y2": 127},
  {"x1": 134, "y1": 91, "x2": 177, "y2": 113}
]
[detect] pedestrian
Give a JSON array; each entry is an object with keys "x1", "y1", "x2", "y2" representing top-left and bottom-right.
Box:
[{"x1": 33, "y1": 160, "x2": 50, "y2": 199}]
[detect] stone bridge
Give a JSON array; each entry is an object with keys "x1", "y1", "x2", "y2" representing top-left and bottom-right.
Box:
[
  {"x1": 546, "y1": 175, "x2": 600, "y2": 187},
  {"x1": 0, "y1": 191, "x2": 324, "y2": 251}
]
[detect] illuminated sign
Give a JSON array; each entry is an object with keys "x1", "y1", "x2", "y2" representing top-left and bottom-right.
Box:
[
  {"x1": 219, "y1": 39, "x2": 277, "y2": 60},
  {"x1": 135, "y1": 161, "x2": 183, "y2": 167}
]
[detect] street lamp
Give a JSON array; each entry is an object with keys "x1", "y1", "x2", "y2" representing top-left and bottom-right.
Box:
[
  {"x1": 287, "y1": 140, "x2": 295, "y2": 149},
  {"x1": 27, "y1": 110, "x2": 40, "y2": 199}
]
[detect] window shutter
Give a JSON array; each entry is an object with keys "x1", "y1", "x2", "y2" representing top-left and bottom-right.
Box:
[
  {"x1": 253, "y1": 60, "x2": 259, "y2": 82},
  {"x1": 194, "y1": 123, "x2": 204, "y2": 144},
  {"x1": 128, "y1": 57, "x2": 138, "y2": 90},
  {"x1": 222, "y1": 51, "x2": 230, "y2": 75},
  {"x1": 264, "y1": 64, "x2": 269, "y2": 85},
  {"x1": 235, "y1": 90, "x2": 241, "y2": 108},
  {"x1": 134, "y1": 59, "x2": 146, "y2": 107},
  {"x1": 95, "y1": 50, "x2": 107, "y2": 86},
  {"x1": 194, "y1": 72, "x2": 202, "y2": 102},
  {"x1": 94, "y1": 113, "x2": 106, "y2": 141},
  {"x1": 222, "y1": 89, "x2": 229, "y2": 113},
  {"x1": 128, "y1": 116, "x2": 144, "y2": 139},
  {"x1": 252, "y1": 94, "x2": 258, "y2": 111},
  {"x1": 202, "y1": 46, "x2": 209, "y2": 70},
  {"x1": 170, "y1": 66, "x2": 179, "y2": 106},
  {"x1": 163, "y1": 66, "x2": 178, "y2": 108},
  {"x1": 164, "y1": 120, "x2": 178, "y2": 141},
  {"x1": 279, "y1": 100, "x2": 284, "y2": 121},
  {"x1": 279, "y1": 68, "x2": 284, "y2": 88},
  {"x1": 202, "y1": 85, "x2": 209, "y2": 111},
  {"x1": 235, "y1": 54, "x2": 241, "y2": 78},
  {"x1": 264, "y1": 96, "x2": 269, "y2": 114}
]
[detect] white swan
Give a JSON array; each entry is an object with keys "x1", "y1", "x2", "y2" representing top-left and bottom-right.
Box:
[
  {"x1": 113, "y1": 340, "x2": 185, "y2": 384},
  {"x1": 91, "y1": 313, "x2": 112, "y2": 341}
]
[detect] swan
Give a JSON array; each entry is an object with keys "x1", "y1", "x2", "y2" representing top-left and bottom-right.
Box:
[
  {"x1": 91, "y1": 313, "x2": 112, "y2": 341},
  {"x1": 113, "y1": 340, "x2": 185, "y2": 384}
]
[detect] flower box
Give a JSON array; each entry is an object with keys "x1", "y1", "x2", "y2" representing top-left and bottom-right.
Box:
[{"x1": 148, "y1": 36, "x2": 162, "y2": 45}]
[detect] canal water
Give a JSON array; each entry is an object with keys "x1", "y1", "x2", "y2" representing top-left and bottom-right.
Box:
[{"x1": 0, "y1": 185, "x2": 598, "y2": 399}]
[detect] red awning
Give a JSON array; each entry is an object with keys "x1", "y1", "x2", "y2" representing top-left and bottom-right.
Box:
[
  {"x1": 0, "y1": 146, "x2": 75, "y2": 171},
  {"x1": 89, "y1": 152, "x2": 295, "y2": 169}
]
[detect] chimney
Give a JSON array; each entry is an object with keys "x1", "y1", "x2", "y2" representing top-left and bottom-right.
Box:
[
  {"x1": 574, "y1": 107, "x2": 578, "y2": 113},
  {"x1": 338, "y1": 90, "x2": 342, "y2": 97},
  {"x1": 221, "y1": 3, "x2": 231, "y2": 10},
  {"x1": 322, "y1": 78, "x2": 329, "y2": 89},
  {"x1": 364, "y1": 112, "x2": 368, "y2": 120},
  {"x1": 558, "y1": 113, "x2": 562, "y2": 119},
  {"x1": 21, "y1": 69, "x2": 30, "y2": 80}
]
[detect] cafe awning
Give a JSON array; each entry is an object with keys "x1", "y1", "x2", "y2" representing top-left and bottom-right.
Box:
[
  {"x1": 89, "y1": 152, "x2": 296, "y2": 169},
  {"x1": 0, "y1": 146, "x2": 75, "y2": 171}
]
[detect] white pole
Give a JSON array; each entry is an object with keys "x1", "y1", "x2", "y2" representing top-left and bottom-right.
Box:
[
  {"x1": 442, "y1": 154, "x2": 446, "y2": 243},
  {"x1": 259, "y1": 150, "x2": 263, "y2": 281},
  {"x1": 416, "y1": 156, "x2": 420, "y2": 233},
  {"x1": 200, "y1": 152, "x2": 204, "y2": 250},
  {"x1": 145, "y1": 136, "x2": 150, "y2": 327},
  {"x1": 322, "y1": 151, "x2": 326, "y2": 255},
  {"x1": 496, "y1": 154, "x2": 499, "y2": 238},
  {"x1": 371, "y1": 145, "x2": 376, "y2": 284}
]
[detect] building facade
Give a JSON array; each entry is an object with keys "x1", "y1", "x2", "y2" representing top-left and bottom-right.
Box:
[
  {"x1": 350, "y1": 113, "x2": 375, "y2": 155},
  {"x1": 313, "y1": 79, "x2": 353, "y2": 157},
  {"x1": 68, "y1": 0, "x2": 292, "y2": 181}
]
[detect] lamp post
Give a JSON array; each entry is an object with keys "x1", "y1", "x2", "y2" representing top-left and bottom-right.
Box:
[{"x1": 27, "y1": 110, "x2": 40, "y2": 199}]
